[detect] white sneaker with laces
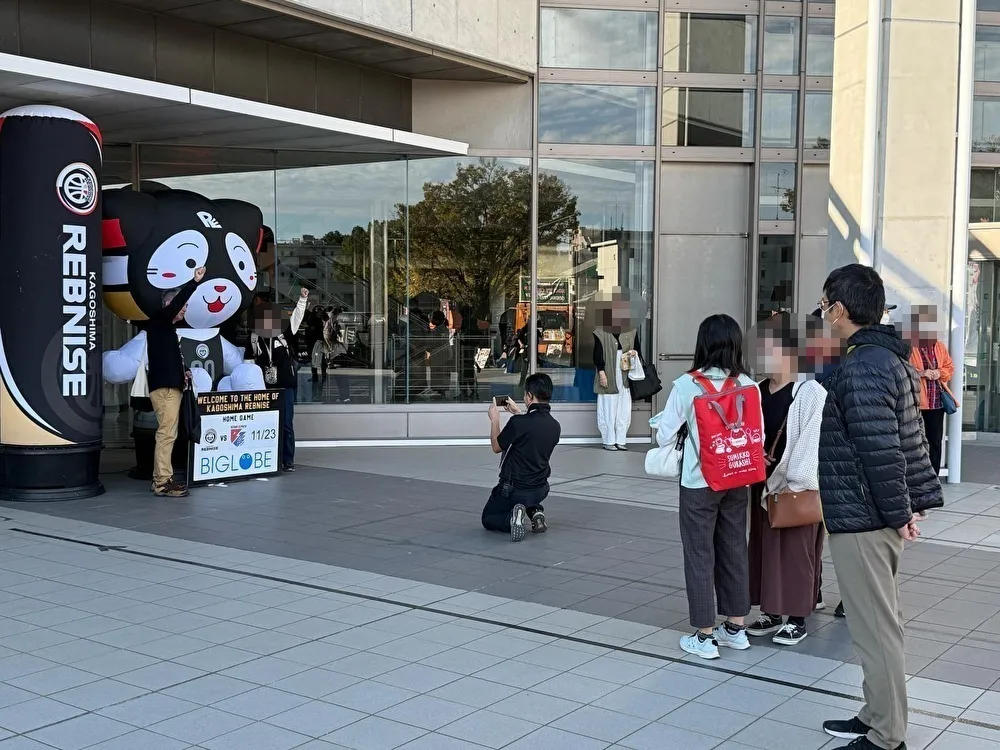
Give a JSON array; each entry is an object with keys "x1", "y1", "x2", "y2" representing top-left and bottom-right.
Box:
[
  {"x1": 713, "y1": 623, "x2": 751, "y2": 650},
  {"x1": 679, "y1": 632, "x2": 720, "y2": 660}
]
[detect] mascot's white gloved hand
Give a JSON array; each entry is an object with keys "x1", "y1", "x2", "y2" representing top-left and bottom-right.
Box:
[
  {"x1": 189, "y1": 368, "x2": 213, "y2": 396},
  {"x1": 217, "y1": 363, "x2": 265, "y2": 392},
  {"x1": 103, "y1": 330, "x2": 147, "y2": 384},
  {"x1": 222, "y1": 337, "x2": 244, "y2": 375}
]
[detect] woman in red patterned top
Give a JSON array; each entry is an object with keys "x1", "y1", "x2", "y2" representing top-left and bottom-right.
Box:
[{"x1": 904, "y1": 306, "x2": 955, "y2": 476}]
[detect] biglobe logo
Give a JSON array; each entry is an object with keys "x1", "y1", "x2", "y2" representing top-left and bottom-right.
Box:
[{"x1": 200, "y1": 450, "x2": 274, "y2": 477}]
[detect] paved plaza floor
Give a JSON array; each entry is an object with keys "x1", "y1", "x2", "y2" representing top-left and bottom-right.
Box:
[{"x1": 0, "y1": 445, "x2": 997, "y2": 748}]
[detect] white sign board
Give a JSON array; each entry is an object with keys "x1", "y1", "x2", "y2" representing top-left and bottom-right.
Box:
[{"x1": 189, "y1": 390, "x2": 283, "y2": 484}]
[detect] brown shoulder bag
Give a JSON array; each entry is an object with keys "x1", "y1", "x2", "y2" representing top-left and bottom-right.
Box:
[{"x1": 765, "y1": 402, "x2": 823, "y2": 529}]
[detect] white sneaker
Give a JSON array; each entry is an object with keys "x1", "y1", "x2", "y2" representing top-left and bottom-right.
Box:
[
  {"x1": 713, "y1": 623, "x2": 751, "y2": 650},
  {"x1": 815, "y1": 599, "x2": 826, "y2": 611},
  {"x1": 679, "y1": 632, "x2": 720, "y2": 660},
  {"x1": 603, "y1": 444, "x2": 618, "y2": 451}
]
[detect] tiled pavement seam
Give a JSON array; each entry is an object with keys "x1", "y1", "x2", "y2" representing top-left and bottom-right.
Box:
[
  {"x1": 0, "y1": 509, "x2": 997, "y2": 749},
  {"x1": 13, "y1": 467, "x2": 1000, "y2": 692}
]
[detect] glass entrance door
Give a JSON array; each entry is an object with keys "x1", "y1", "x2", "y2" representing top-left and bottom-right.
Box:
[{"x1": 966, "y1": 260, "x2": 1000, "y2": 431}]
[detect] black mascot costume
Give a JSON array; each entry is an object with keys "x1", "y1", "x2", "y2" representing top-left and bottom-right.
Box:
[{"x1": 102, "y1": 186, "x2": 265, "y2": 480}]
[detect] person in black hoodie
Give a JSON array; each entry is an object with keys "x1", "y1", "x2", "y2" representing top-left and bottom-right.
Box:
[
  {"x1": 249, "y1": 288, "x2": 309, "y2": 472},
  {"x1": 815, "y1": 264, "x2": 943, "y2": 750},
  {"x1": 148, "y1": 267, "x2": 206, "y2": 498}
]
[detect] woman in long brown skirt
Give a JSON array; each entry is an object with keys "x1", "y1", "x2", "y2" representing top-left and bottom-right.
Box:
[{"x1": 746, "y1": 314, "x2": 827, "y2": 646}]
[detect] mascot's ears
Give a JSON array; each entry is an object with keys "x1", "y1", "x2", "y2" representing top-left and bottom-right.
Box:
[
  {"x1": 102, "y1": 189, "x2": 265, "y2": 255},
  {"x1": 214, "y1": 199, "x2": 266, "y2": 254},
  {"x1": 102, "y1": 188, "x2": 158, "y2": 252}
]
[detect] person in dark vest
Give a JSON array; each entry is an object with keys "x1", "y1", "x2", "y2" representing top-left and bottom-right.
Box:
[
  {"x1": 483, "y1": 374, "x2": 561, "y2": 542},
  {"x1": 148, "y1": 266, "x2": 206, "y2": 498},
  {"x1": 249, "y1": 288, "x2": 309, "y2": 472}
]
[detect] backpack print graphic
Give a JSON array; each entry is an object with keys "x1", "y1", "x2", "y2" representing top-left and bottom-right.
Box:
[{"x1": 691, "y1": 373, "x2": 766, "y2": 491}]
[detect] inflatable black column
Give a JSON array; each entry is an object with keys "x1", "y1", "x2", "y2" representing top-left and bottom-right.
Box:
[{"x1": 0, "y1": 106, "x2": 104, "y2": 501}]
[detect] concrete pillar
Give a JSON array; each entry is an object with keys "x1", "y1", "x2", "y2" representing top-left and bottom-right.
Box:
[{"x1": 827, "y1": 0, "x2": 970, "y2": 482}]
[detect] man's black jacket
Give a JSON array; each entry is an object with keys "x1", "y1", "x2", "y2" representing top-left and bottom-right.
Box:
[{"x1": 819, "y1": 325, "x2": 943, "y2": 534}]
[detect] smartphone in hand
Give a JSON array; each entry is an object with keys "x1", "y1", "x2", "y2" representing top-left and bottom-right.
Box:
[{"x1": 494, "y1": 395, "x2": 510, "y2": 407}]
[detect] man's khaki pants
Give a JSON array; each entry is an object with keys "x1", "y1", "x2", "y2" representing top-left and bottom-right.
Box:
[
  {"x1": 829, "y1": 529, "x2": 907, "y2": 750},
  {"x1": 149, "y1": 387, "x2": 182, "y2": 489}
]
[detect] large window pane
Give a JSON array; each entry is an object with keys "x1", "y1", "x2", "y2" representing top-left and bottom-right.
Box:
[
  {"x1": 976, "y1": 25, "x2": 1000, "y2": 82},
  {"x1": 973, "y1": 97, "x2": 1000, "y2": 151},
  {"x1": 757, "y1": 235, "x2": 796, "y2": 321},
  {"x1": 980, "y1": 1, "x2": 1000, "y2": 10},
  {"x1": 536, "y1": 160, "x2": 654, "y2": 402},
  {"x1": 539, "y1": 84, "x2": 656, "y2": 145},
  {"x1": 663, "y1": 13, "x2": 757, "y2": 74},
  {"x1": 764, "y1": 17, "x2": 801, "y2": 75},
  {"x1": 971, "y1": 168, "x2": 999, "y2": 224},
  {"x1": 761, "y1": 91, "x2": 799, "y2": 147},
  {"x1": 400, "y1": 157, "x2": 532, "y2": 404},
  {"x1": 274, "y1": 158, "x2": 406, "y2": 404},
  {"x1": 806, "y1": 18, "x2": 835, "y2": 76},
  {"x1": 804, "y1": 92, "x2": 832, "y2": 149},
  {"x1": 541, "y1": 8, "x2": 657, "y2": 70},
  {"x1": 760, "y1": 163, "x2": 797, "y2": 221},
  {"x1": 663, "y1": 88, "x2": 755, "y2": 147}
]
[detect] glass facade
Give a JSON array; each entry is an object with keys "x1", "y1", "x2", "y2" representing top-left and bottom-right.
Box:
[
  {"x1": 140, "y1": 150, "x2": 538, "y2": 405},
  {"x1": 539, "y1": 84, "x2": 656, "y2": 145},
  {"x1": 536, "y1": 159, "x2": 654, "y2": 401},
  {"x1": 761, "y1": 91, "x2": 800, "y2": 147},
  {"x1": 663, "y1": 13, "x2": 757, "y2": 74},
  {"x1": 764, "y1": 17, "x2": 801, "y2": 75},
  {"x1": 804, "y1": 92, "x2": 833, "y2": 149},
  {"x1": 971, "y1": 168, "x2": 1000, "y2": 223},
  {"x1": 806, "y1": 18, "x2": 835, "y2": 76},
  {"x1": 757, "y1": 235, "x2": 796, "y2": 321},
  {"x1": 541, "y1": 8, "x2": 658, "y2": 70},
  {"x1": 662, "y1": 88, "x2": 755, "y2": 147},
  {"x1": 973, "y1": 97, "x2": 1000, "y2": 152},
  {"x1": 977, "y1": 25, "x2": 1000, "y2": 82},
  {"x1": 759, "y1": 164, "x2": 797, "y2": 221}
]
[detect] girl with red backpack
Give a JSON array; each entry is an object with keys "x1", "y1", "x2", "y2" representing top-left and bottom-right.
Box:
[{"x1": 655, "y1": 314, "x2": 765, "y2": 659}]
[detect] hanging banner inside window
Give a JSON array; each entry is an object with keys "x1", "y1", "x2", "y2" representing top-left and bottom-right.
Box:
[{"x1": 189, "y1": 390, "x2": 282, "y2": 485}]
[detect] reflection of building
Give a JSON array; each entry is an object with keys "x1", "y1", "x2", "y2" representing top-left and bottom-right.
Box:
[{"x1": 9, "y1": 1, "x2": 983, "y2": 457}]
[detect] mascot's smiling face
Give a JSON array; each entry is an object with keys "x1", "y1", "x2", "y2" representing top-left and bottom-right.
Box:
[{"x1": 102, "y1": 187, "x2": 263, "y2": 328}]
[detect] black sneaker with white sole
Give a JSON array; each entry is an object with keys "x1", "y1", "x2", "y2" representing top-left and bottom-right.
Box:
[
  {"x1": 772, "y1": 621, "x2": 807, "y2": 645},
  {"x1": 834, "y1": 601, "x2": 846, "y2": 618},
  {"x1": 823, "y1": 717, "x2": 872, "y2": 740},
  {"x1": 833, "y1": 738, "x2": 906, "y2": 750},
  {"x1": 531, "y1": 511, "x2": 547, "y2": 533},
  {"x1": 746, "y1": 614, "x2": 783, "y2": 637},
  {"x1": 510, "y1": 504, "x2": 527, "y2": 542}
]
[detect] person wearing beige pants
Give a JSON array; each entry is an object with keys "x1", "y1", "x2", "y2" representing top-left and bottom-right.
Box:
[
  {"x1": 149, "y1": 387, "x2": 182, "y2": 491},
  {"x1": 828, "y1": 529, "x2": 907, "y2": 749}
]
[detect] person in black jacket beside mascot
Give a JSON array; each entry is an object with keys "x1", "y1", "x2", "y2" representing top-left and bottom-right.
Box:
[{"x1": 815, "y1": 264, "x2": 943, "y2": 750}]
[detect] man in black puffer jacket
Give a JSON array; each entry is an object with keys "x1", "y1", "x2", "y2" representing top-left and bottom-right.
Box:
[{"x1": 816, "y1": 265, "x2": 942, "y2": 750}]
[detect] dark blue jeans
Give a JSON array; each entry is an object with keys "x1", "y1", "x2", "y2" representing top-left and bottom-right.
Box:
[{"x1": 281, "y1": 387, "x2": 296, "y2": 466}]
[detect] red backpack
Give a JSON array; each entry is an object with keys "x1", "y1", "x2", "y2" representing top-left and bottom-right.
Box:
[{"x1": 691, "y1": 373, "x2": 766, "y2": 491}]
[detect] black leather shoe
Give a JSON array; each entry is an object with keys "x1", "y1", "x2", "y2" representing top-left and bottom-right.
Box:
[{"x1": 834, "y1": 600, "x2": 846, "y2": 618}]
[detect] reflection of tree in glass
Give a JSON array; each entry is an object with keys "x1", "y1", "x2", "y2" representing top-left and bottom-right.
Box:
[
  {"x1": 393, "y1": 160, "x2": 578, "y2": 317},
  {"x1": 780, "y1": 188, "x2": 796, "y2": 218},
  {"x1": 813, "y1": 137, "x2": 830, "y2": 150}
]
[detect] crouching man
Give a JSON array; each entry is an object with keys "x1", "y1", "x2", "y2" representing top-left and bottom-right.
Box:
[{"x1": 483, "y1": 374, "x2": 562, "y2": 542}]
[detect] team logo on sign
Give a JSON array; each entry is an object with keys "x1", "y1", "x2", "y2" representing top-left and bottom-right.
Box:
[
  {"x1": 230, "y1": 427, "x2": 246, "y2": 447},
  {"x1": 203, "y1": 428, "x2": 217, "y2": 445},
  {"x1": 56, "y1": 162, "x2": 98, "y2": 216}
]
